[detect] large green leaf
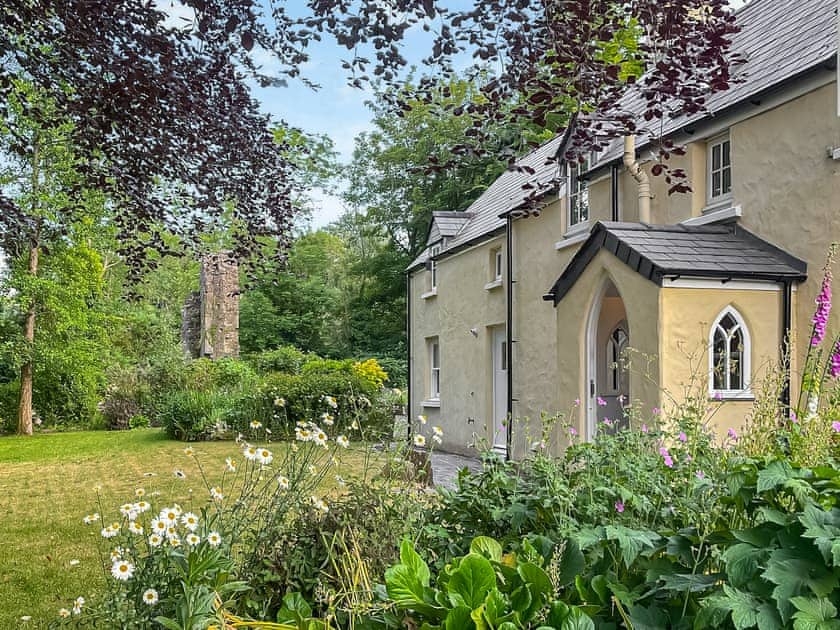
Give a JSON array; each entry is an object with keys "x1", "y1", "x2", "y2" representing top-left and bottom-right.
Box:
[
  {"x1": 799, "y1": 504, "x2": 840, "y2": 564},
  {"x1": 628, "y1": 603, "x2": 668, "y2": 630},
  {"x1": 604, "y1": 525, "x2": 660, "y2": 568},
  {"x1": 470, "y1": 536, "x2": 502, "y2": 562},
  {"x1": 757, "y1": 460, "x2": 794, "y2": 493},
  {"x1": 482, "y1": 588, "x2": 510, "y2": 626},
  {"x1": 444, "y1": 605, "x2": 475, "y2": 630},
  {"x1": 560, "y1": 607, "x2": 596, "y2": 630},
  {"x1": 790, "y1": 596, "x2": 840, "y2": 630},
  {"x1": 447, "y1": 554, "x2": 497, "y2": 610},
  {"x1": 385, "y1": 564, "x2": 444, "y2": 619},
  {"x1": 763, "y1": 547, "x2": 840, "y2": 622},
  {"x1": 400, "y1": 539, "x2": 431, "y2": 587},
  {"x1": 555, "y1": 539, "x2": 585, "y2": 586},
  {"x1": 722, "y1": 543, "x2": 767, "y2": 587}
]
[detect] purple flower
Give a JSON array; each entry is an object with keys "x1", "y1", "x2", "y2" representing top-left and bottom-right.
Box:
[
  {"x1": 678, "y1": 431, "x2": 687, "y2": 442},
  {"x1": 658, "y1": 446, "x2": 669, "y2": 457},
  {"x1": 713, "y1": 391, "x2": 723, "y2": 401},
  {"x1": 695, "y1": 470, "x2": 705, "y2": 480},
  {"x1": 685, "y1": 454, "x2": 693, "y2": 462},
  {"x1": 832, "y1": 421, "x2": 840, "y2": 433},
  {"x1": 790, "y1": 410, "x2": 798, "y2": 424},
  {"x1": 615, "y1": 501, "x2": 625, "y2": 513},
  {"x1": 811, "y1": 271, "x2": 832, "y2": 347},
  {"x1": 831, "y1": 340, "x2": 840, "y2": 379},
  {"x1": 641, "y1": 423, "x2": 648, "y2": 433},
  {"x1": 663, "y1": 455, "x2": 674, "y2": 468},
  {"x1": 727, "y1": 428, "x2": 738, "y2": 441},
  {"x1": 568, "y1": 426, "x2": 578, "y2": 436},
  {"x1": 597, "y1": 397, "x2": 607, "y2": 407},
  {"x1": 603, "y1": 417, "x2": 612, "y2": 426},
  {"x1": 573, "y1": 398, "x2": 580, "y2": 407},
  {"x1": 652, "y1": 407, "x2": 661, "y2": 415}
]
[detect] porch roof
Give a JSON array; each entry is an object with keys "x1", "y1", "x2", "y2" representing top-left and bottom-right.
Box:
[{"x1": 544, "y1": 222, "x2": 808, "y2": 305}]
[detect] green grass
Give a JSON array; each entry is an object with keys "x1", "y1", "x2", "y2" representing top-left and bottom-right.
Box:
[{"x1": 0, "y1": 429, "x2": 369, "y2": 628}]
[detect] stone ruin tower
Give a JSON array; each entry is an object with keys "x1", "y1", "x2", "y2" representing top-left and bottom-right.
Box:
[{"x1": 181, "y1": 252, "x2": 240, "y2": 359}]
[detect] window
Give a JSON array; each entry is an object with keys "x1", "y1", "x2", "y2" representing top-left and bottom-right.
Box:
[
  {"x1": 567, "y1": 157, "x2": 590, "y2": 227},
  {"x1": 707, "y1": 135, "x2": 732, "y2": 203},
  {"x1": 709, "y1": 306, "x2": 751, "y2": 397},
  {"x1": 493, "y1": 248, "x2": 503, "y2": 281},
  {"x1": 429, "y1": 245, "x2": 440, "y2": 290},
  {"x1": 605, "y1": 326, "x2": 628, "y2": 394},
  {"x1": 429, "y1": 338, "x2": 440, "y2": 400}
]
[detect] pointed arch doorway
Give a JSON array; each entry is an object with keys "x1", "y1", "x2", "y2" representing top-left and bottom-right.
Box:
[{"x1": 585, "y1": 278, "x2": 630, "y2": 438}]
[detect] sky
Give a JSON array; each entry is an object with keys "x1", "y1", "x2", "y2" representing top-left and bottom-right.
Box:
[{"x1": 249, "y1": 0, "x2": 752, "y2": 229}]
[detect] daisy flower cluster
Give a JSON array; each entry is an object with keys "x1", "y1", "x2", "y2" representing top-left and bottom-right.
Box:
[{"x1": 413, "y1": 416, "x2": 444, "y2": 447}]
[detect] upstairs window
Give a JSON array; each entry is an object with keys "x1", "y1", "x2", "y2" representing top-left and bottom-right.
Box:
[
  {"x1": 493, "y1": 248, "x2": 503, "y2": 281},
  {"x1": 709, "y1": 306, "x2": 751, "y2": 397},
  {"x1": 429, "y1": 245, "x2": 440, "y2": 290},
  {"x1": 567, "y1": 157, "x2": 590, "y2": 227},
  {"x1": 707, "y1": 135, "x2": 732, "y2": 203}
]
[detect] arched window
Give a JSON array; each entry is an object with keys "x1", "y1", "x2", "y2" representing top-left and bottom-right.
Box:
[
  {"x1": 709, "y1": 306, "x2": 751, "y2": 398},
  {"x1": 605, "y1": 326, "x2": 628, "y2": 394}
]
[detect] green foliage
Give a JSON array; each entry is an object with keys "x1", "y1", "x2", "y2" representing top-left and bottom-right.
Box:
[
  {"x1": 382, "y1": 536, "x2": 594, "y2": 629},
  {"x1": 158, "y1": 389, "x2": 230, "y2": 441},
  {"x1": 246, "y1": 346, "x2": 310, "y2": 374}
]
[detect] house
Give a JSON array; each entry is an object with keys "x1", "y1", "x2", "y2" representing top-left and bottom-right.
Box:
[{"x1": 406, "y1": 0, "x2": 840, "y2": 458}]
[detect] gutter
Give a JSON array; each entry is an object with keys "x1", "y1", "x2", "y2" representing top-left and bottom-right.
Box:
[
  {"x1": 780, "y1": 280, "x2": 793, "y2": 410},
  {"x1": 505, "y1": 214, "x2": 514, "y2": 460},
  {"x1": 405, "y1": 270, "x2": 413, "y2": 445}
]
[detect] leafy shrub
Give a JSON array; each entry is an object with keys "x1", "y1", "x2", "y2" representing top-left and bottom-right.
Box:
[
  {"x1": 375, "y1": 356, "x2": 407, "y2": 388},
  {"x1": 158, "y1": 389, "x2": 230, "y2": 441},
  {"x1": 128, "y1": 414, "x2": 150, "y2": 430},
  {"x1": 223, "y1": 370, "x2": 392, "y2": 440},
  {"x1": 245, "y1": 345, "x2": 309, "y2": 374},
  {"x1": 0, "y1": 380, "x2": 18, "y2": 433},
  {"x1": 99, "y1": 367, "x2": 149, "y2": 431},
  {"x1": 182, "y1": 357, "x2": 257, "y2": 392},
  {"x1": 352, "y1": 358, "x2": 388, "y2": 389}
]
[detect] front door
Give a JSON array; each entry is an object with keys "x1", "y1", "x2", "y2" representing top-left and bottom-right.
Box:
[{"x1": 492, "y1": 327, "x2": 508, "y2": 452}]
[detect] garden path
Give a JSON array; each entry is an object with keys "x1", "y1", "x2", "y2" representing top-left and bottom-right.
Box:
[{"x1": 431, "y1": 451, "x2": 481, "y2": 489}]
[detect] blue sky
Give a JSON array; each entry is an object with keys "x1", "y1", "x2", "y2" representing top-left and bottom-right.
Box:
[{"x1": 170, "y1": 0, "x2": 753, "y2": 229}]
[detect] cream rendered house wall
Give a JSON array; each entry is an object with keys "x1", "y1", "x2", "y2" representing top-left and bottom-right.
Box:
[
  {"x1": 409, "y1": 234, "x2": 507, "y2": 455},
  {"x1": 659, "y1": 286, "x2": 783, "y2": 434}
]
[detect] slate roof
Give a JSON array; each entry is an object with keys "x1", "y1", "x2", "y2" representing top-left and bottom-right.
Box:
[
  {"x1": 594, "y1": 0, "x2": 836, "y2": 168},
  {"x1": 432, "y1": 211, "x2": 473, "y2": 238},
  {"x1": 544, "y1": 222, "x2": 808, "y2": 304},
  {"x1": 407, "y1": 135, "x2": 564, "y2": 270},
  {"x1": 408, "y1": 0, "x2": 836, "y2": 273}
]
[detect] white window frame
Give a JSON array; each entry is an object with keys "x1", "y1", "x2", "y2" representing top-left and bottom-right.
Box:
[
  {"x1": 567, "y1": 157, "x2": 590, "y2": 228},
  {"x1": 494, "y1": 248, "x2": 503, "y2": 281},
  {"x1": 429, "y1": 245, "x2": 441, "y2": 290},
  {"x1": 708, "y1": 306, "x2": 752, "y2": 399},
  {"x1": 706, "y1": 134, "x2": 732, "y2": 206},
  {"x1": 429, "y1": 338, "x2": 440, "y2": 400}
]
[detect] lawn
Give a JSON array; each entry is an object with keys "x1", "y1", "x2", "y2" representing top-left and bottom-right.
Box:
[{"x1": 0, "y1": 429, "x2": 370, "y2": 628}]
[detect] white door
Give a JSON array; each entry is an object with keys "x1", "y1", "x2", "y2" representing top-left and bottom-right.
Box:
[{"x1": 492, "y1": 327, "x2": 508, "y2": 451}]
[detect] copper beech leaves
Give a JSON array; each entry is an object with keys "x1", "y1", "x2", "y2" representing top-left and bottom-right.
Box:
[{"x1": 1, "y1": 0, "x2": 743, "y2": 276}]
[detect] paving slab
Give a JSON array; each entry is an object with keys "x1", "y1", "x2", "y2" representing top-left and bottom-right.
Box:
[{"x1": 431, "y1": 451, "x2": 482, "y2": 489}]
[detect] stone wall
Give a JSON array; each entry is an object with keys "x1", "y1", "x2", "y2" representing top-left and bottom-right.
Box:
[{"x1": 181, "y1": 252, "x2": 240, "y2": 359}]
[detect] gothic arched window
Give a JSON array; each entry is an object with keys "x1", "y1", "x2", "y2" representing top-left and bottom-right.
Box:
[{"x1": 709, "y1": 306, "x2": 751, "y2": 397}]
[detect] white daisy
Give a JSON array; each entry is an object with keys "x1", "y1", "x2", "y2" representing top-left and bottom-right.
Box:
[
  {"x1": 186, "y1": 533, "x2": 201, "y2": 546},
  {"x1": 181, "y1": 512, "x2": 199, "y2": 531},
  {"x1": 159, "y1": 508, "x2": 179, "y2": 526},
  {"x1": 256, "y1": 448, "x2": 273, "y2": 465},
  {"x1": 311, "y1": 496, "x2": 329, "y2": 513},
  {"x1": 350, "y1": 419, "x2": 360, "y2": 430},
  {"x1": 168, "y1": 535, "x2": 181, "y2": 548},
  {"x1": 321, "y1": 412, "x2": 334, "y2": 426},
  {"x1": 69, "y1": 559, "x2": 80, "y2": 567},
  {"x1": 243, "y1": 445, "x2": 258, "y2": 461},
  {"x1": 148, "y1": 533, "x2": 163, "y2": 547},
  {"x1": 207, "y1": 531, "x2": 222, "y2": 547},
  {"x1": 417, "y1": 414, "x2": 427, "y2": 425},
  {"x1": 151, "y1": 518, "x2": 167, "y2": 534},
  {"x1": 183, "y1": 446, "x2": 195, "y2": 456},
  {"x1": 128, "y1": 521, "x2": 144, "y2": 535},
  {"x1": 142, "y1": 588, "x2": 159, "y2": 606},
  {"x1": 73, "y1": 597, "x2": 84, "y2": 615},
  {"x1": 313, "y1": 430, "x2": 328, "y2": 447},
  {"x1": 134, "y1": 501, "x2": 151, "y2": 513},
  {"x1": 58, "y1": 608, "x2": 71, "y2": 618},
  {"x1": 210, "y1": 486, "x2": 224, "y2": 501},
  {"x1": 432, "y1": 426, "x2": 443, "y2": 437},
  {"x1": 134, "y1": 488, "x2": 145, "y2": 498},
  {"x1": 249, "y1": 420, "x2": 262, "y2": 429},
  {"x1": 82, "y1": 513, "x2": 99, "y2": 525},
  {"x1": 119, "y1": 503, "x2": 137, "y2": 519},
  {"x1": 274, "y1": 397, "x2": 285, "y2": 407},
  {"x1": 111, "y1": 559, "x2": 135, "y2": 581},
  {"x1": 414, "y1": 434, "x2": 426, "y2": 447},
  {"x1": 336, "y1": 435, "x2": 349, "y2": 448},
  {"x1": 225, "y1": 457, "x2": 236, "y2": 472},
  {"x1": 324, "y1": 395, "x2": 338, "y2": 409},
  {"x1": 277, "y1": 475, "x2": 290, "y2": 490},
  {"x1": 101, "y1": 526, "x2": 118, "y2": 539}
]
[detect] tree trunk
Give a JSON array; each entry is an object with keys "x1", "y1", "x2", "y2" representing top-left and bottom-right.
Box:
[{"x1": 17, "y1": 140, "x2": 40, "y2": 436}]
